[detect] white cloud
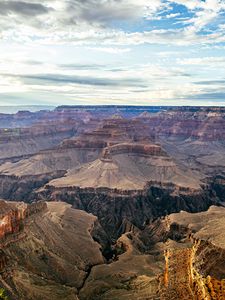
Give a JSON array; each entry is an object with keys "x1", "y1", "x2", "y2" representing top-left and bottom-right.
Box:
[
  {"x1": 172, "y1": 0, "x2": 225, "y2": 33},
  {"x1": 86, "y1": 47, "x2": 131, "y2": 54},
  {"x1": 178, "y1": 56, "x2": 225, "y2": 66}
]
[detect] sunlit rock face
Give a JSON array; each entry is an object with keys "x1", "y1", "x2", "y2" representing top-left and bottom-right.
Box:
[
  {"x1": 0, "y1": 201, "x2": 22, "y2": 240},
  {"x1": 0, "y1": 200, "x2": 46, "y2": 240},
  {"x1": 152, "y1": 206, "x2": 225, "y2": 300}
]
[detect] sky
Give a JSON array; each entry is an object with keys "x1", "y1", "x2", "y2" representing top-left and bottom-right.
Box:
[{"x1": 0, "y1": 0, "x2": 225, "y2": 106}]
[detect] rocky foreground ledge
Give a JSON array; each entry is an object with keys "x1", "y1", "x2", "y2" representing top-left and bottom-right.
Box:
[
  {"x1": 79, "y1": 205, "x2": 225, "y2": 300},
  {"x1": 0, "y1": 201, "x2": 106, "y2": 300},
  {"x1": 0, "y1": 200, "x2": 225, "y2": 300}
]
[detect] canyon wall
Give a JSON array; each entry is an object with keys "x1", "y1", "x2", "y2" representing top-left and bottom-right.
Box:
[
  {"x1": 0, "y1": 171, "x2": 66, "y2": 201},
  {"x1": 36, "y1": 184, "x2": 218, "y2": 239}
]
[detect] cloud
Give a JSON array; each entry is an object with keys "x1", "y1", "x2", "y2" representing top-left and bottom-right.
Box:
[
  {"x1": 63, "y1": 0, "x2": 164, "y2": 26},
  {"x1": 0, "y1": 1, "x2": 51, "y2": 16},
  {"x1": 59, "y1": 63, "x2": 106, "y2": 70},
  {"x1": 0, "y1": 1, "x2": 224, "y2": 106},
  {"x1": 87, "y1": 47, "x2": 131, "y2": 54},
  {"x1": 4, "y1": 73, "x2": 148, "y2": 88},
  {"x1": 188, "y1": 91, "x2": 225, "y2": 101},
  {"x1": 178, "y1": 56, "x2": 225, "y2": 66},
  {"x1": 0, "y1": 0, "x2": 163, "y2": 29},
  {"x1": 0, "y1": 0, "x2": 224, "y2": 47},
  {"x1": 147, "y1": 12, "x2": 181, "y2": 21},
  {"x1": 194, "y1": 80, "x2": 225, "y2": 85}
]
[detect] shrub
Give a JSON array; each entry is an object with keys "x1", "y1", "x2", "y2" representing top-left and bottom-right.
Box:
[{"x1": 0, "y1": 288, "x2": 8, "y2": 300}]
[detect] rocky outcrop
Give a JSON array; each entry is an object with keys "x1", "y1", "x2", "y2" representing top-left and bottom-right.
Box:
[
  {"x1": 46, "y1": 139, "x2": 201, "y2": 191},
  {"x1": 189, "y1": 239, "x2": 225, "y2": 299},
  {"x1": 146, "y1": 206, "x2": 225, "y2": 299},
  {"x1": 0, "y1": 201, "x2": 107, "y2": 300},
  {"x1": 0, "y1": 200, "x2": 47, "y2": 242},
  {"x1": 107, "y1": 142, "x2": 167, "y2": 156},
  {"x1": 0, "y1": 201, "x2": 25, "y2": 240},
  {"x1": 160, "y1": 239, "x2": 225, "y2": 300},
  {"x1": 78, "y1": 206, "x2": 225, "y2": 300}
]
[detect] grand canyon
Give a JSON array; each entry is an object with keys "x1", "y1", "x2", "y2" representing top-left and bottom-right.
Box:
[{"x1": 0, "y1": 105, "x2": 224, "y2": 300}]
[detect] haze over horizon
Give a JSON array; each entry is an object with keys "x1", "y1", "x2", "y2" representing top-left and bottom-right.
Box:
[{"x1": 0, "y1": 0, "x2": 225, "y2": 106}]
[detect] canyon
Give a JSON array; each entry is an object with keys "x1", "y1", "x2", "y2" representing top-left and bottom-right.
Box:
[
  {"x1": 0, "y1": 106, "x2": 224, "y2": 299},
  {"x1": 1, "y1": 201, "x2": 225, "y2": 299}
]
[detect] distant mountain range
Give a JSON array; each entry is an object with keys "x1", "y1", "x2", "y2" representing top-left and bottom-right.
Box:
[{"x1": 0, "y1": 105, "x2": 55, "y2": 114}]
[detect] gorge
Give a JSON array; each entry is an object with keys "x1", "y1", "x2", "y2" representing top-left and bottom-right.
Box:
[{"x1": 0, "y1": 106, "x2": 225, "y2": 299}]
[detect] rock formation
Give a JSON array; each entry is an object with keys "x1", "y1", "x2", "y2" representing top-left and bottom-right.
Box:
[
  {"x1": 77, "y1": 206, "x2": 225, "y2": 300},
  {"x1": 0, "y1": 201, "x2": 107, "y2": 300}
]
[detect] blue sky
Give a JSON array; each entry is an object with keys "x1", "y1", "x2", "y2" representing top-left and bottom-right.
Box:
[{"x1": 0, "y1": 0, "x2": 225, "y2": 106}]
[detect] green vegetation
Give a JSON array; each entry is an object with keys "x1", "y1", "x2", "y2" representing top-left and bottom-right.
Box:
[{"x1": 0, "y1": 288, "x2": 8, "y2": 300}]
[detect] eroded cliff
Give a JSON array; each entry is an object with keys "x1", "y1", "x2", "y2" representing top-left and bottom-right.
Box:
[{"x1": 0, "y1": 201, "x2": 108, "y2": 300}]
